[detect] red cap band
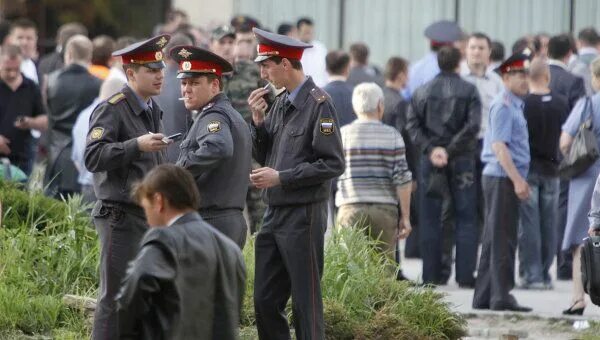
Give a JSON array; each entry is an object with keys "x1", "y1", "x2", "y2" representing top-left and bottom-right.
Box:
[
  {"x1": 179, "y1": 60, "x2": 223, "y2": 76},
  {"x1": 500, "y1": 59, "x2": 529, "y2": 74},
  {"x1": 257, "y1": 43, "x2": 304, "y2": 60},
  {"x1": 122, "y1": 50, "x2": 164, "y2": 65}
]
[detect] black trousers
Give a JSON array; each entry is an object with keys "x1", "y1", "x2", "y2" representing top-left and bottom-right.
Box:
[
  {"x1": 556, "y1": 180, "x2": 573, "y2": 279},
  {"x1": 92, "y1": 201, "x2": 147, "y2": 340},
  {"x1": 473, "y1": 176, "x2": 520, "y2": 309},
  {"x1": 254, "y1": 202, "x2": 327, "y2": 340},
  {"x1": 200, "y1": 208, "x2": 248, "y2": 249}
]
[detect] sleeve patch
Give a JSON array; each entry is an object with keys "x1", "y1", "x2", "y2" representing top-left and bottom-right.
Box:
[
  {"x1": 90, "y1": 127, "x2": 104, "y2": 140},
  {"x1": 207, "y1": 121, "x2": 221, "y2": 133},
  {"x1": 320, "y1": 118, "x2": 335, "y2": 135}
]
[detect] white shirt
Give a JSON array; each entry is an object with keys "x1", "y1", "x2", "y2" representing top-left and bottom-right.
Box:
[
  {"x1": 301, "y1": 40, "x2": 329, "y2": 87},
  {"x1": 21, "y1": 58, "x2": 38, "y2": 84},
  {"x1": 460, "y1": 62, "x2": 505, "y2": 138}
]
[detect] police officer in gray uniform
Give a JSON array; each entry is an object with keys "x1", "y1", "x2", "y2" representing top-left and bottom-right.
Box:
[
  {"x1": 84, "y1": 34, "x2": 172, "y2": 340},
  {"x1": 170, "y1": 45, "x2": 252, "y2": 249},
  {"x1": 247, "y1": 28, "x2": 345, "y2": 340}
]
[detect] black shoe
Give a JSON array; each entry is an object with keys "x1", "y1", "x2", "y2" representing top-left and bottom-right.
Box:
[
  {"x1": 396, "y1": 271, "x2": 419, "y2": 287},
  {"x1": 562, "y1": 301, "x2": 585, "y2": 316},
  {"x1": 490, "y1": 303, "x2": 532, "y2": 312},
  {"x1": 472, "y1": 304, "x2": 490, "y2": 310}
]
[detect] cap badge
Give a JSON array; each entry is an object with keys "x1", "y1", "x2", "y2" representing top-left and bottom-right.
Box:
[
  {"x1": 178, "y1": 48, "x2": 192, "y2": 59},
  {"x1": 155, "y1": 51, "x2": 163, "y2": 61},
  {"x1": 182, "y1": 61, "x2": 192, "y2": 71},
  {"x1": 156, "y1": 36, "x2": 168, "y2": 48}
]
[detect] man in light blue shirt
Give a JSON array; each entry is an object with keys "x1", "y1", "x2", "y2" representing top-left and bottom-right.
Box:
[{"x1": 473, "y1": 49, "x2": 533, "y2": 312}]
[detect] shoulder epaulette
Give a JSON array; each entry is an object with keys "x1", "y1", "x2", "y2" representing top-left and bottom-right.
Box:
[
  {"x1": 310, "y1": 87, "x2": 327, "y2": 104},
  {"x1": 108, "y1": 92, "x2": 125, "y2": 105}
]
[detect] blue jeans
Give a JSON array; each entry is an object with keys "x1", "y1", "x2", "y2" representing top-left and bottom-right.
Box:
[
  {"x1": 418, "y1": 155, "x2": 478, "y2": 285},
  {"x1": 518, "y1": 171, "x2": 559, "y2": 285}
]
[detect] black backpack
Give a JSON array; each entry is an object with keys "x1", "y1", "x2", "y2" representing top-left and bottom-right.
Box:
[{"x1": 582, "y1": 235, "x2": 600, "y2": 306}]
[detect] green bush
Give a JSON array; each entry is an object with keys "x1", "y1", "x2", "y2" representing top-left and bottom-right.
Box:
[
  {"x1": 0, "y1": 180, "x2": 466, "y2": 339},
  {"x1": 0, "y1": 181, "x2": 97, "y2": 337}
]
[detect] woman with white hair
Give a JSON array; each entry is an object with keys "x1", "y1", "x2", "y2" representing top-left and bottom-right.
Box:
[{"x1": 336, "y1": 82, "x2": 413, "y2": 280}]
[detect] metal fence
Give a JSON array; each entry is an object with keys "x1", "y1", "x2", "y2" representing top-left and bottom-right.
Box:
[{"x1": 232, "y1": 0, "x2": 600, "y2": 66}]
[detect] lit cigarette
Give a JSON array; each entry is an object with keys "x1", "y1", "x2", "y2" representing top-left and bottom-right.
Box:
[
  {"x1": 178, "y1": 97, "x2": 186, "y2": 101},
  {"x1": 262, "y1": 83, "x2": 270, "y2": 90}
]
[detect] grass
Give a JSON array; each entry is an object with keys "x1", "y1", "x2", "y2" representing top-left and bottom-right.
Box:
[{"x1": 0, "y1": 179, "x2": 466, "y2": 339}]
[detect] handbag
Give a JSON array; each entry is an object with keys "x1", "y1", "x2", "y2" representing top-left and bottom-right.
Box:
[
  {"x1": 559, "y1": 97, "x2": 600, "y2": 179},
  {"x1": 581, "y1": 235, "x2": 600, "y2": 306}
]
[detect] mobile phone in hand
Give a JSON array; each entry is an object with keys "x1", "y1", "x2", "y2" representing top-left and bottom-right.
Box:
[{"x1": 162, "y1": 132, "x2": 183, "y2": 144}]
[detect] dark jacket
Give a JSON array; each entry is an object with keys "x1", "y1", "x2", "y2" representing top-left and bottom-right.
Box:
[
  {"x1": 382, "y1": 86, "x2": 417, "y2": 173},
  {"x1": 406, "y1": 72, "x2": 481, "y2": 158},
  {"x1": 549, "y1": 63, "x2": 586, "y2": 116},
  {"x1": 177, "y1": 93, "x2": 252, "y2": 211},
  {"x1": 346, "y1": 65, "x2": 384, "y2": 88},
  {"x1": 44, "y1": 63, "x2": 101, "y2": 195},
  {"x1": 85, "y1": 85, "x2": 166, "y2": 208},
  {"x1": 117, "y1": 212, "x2": 246, "y2": 340},
  {"x1": 323, "y1": 80, "x2": 356, "y2": 127},
  {"x1": 252, "y1": 77, "x2": 345, "y2": 206}
]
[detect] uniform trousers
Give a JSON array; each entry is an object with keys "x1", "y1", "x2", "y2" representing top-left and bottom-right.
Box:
[
  {"x1": 254, "y1": 202, "x2": 327, "y2": 340},
  {"x1": 473, "y1": 176, "x2": 519, "y2": 309},
  {"x1": 92, "y1": 201, "x2": 148, "y2": 340},
  {"x1": 200, "y1": 208, "x2": 248, "y2": 249}
]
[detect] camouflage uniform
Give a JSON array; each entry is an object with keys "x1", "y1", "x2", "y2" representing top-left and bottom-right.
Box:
[{"x1": 224, "y1": 60, "x2": 273, "y2": 233}]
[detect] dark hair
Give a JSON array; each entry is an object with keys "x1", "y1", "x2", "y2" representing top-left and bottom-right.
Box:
[
  {"x1": 325, "y1": 50, "x2": 350, "y2": 75},
  {"x1": 548, "y1": 34, "x2": 573, "y2": 60},
  {"x1": 384, "y1": 56, "x2": 408, "y2": 81},
  {"x1": 92, "y1": 35, "x2": 115, "y2": 66},
  {"x1": 167, "y1": 9, "x2": 188, "y2": 23},
  {"x1": 122, "y1": 63, "x2": 142, "y2": 80},
  {"x1": 132, "y1": 164, "x2": 200, "y2": 210},
  {"x1": 0, "y1": 21, "x2": 11, "y2": 45},
  {"x1": 193, "y1": 73, "x2": 224, "y2": 91},
  {"x1": 578, "y1": 27, "x2": 600, "y2": 47},
  {"x1": 268, "y1": 56, "x2": 303, "y2": 70},
  {"x1": 173, "y1": 23, "x2": 197, "y2": 46},
  {"x1": 277, "y1": 23, "x2": 294, "y2": 36},
  {"x1": 349, "y1": 42, "x2": 369, "y2": 65},
  {"x1": 437, "y1": 46, "x2": 461, "y2": 72},
  {"x1": 10, "y1": 18, "x2": 37, "y2": 33},
  {"x1": 469, "y1": 32, "x2": 491, "y2": 48},
  {"x1": 296, "y1": 17, "x2": 314, "y2": 29},
  {"x1": 490, "y1": 41, "x2": 505, "y2": 62}
]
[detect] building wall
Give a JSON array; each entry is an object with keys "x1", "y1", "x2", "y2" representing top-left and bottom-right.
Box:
[{"x1": 184, "y1": 0, "x2": 600, "y2": 66}]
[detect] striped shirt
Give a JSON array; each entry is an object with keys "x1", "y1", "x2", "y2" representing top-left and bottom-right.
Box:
[{"x1": 336, "y1": 119, "x2": 412, "y2": 207}]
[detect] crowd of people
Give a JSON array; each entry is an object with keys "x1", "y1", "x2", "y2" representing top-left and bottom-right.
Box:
[{"x1": 3, "y1": 7, "x2": 600, "y2": 338}]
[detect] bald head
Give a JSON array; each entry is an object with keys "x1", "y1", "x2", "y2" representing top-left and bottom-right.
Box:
[
  {"x1": 528, "y1": 57, "x2": 549, "y2": 84},
  {"x1": 65, "y1": 34, "x2": 93, "y2": 65}
]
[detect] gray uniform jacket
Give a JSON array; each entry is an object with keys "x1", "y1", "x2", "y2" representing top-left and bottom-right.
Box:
[
  {"x1": 85, "y1": 85, "x2": 166, "y2": 207},
  {"x1": 116, "y1": 212, "x2": 246, "y2": 340},
  {"x1": 251, "y1": 77, "x2": 345, "y2": 206},
  {"x1": 176, "y1": 93, "x2": 252, "y2": 211}
]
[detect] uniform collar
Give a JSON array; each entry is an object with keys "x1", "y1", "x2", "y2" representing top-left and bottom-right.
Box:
[
  {"x1": 201, "y1": 92, "x2": 227, "y2": 112},
  {"x1": 287, "y1": 76, "x2": 310, "y2": 104},
  {"x1": 286, "y1": 76, "x2": 314, "y2": 109},
  {"x1": 123, "y1": 84, "x2": 153, "y2": 115}
]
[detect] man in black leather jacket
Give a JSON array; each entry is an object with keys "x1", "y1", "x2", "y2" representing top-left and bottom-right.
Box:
[
  {"x1": 117, "y1": 164, "x2": 246, "y2": 340},
  {"x1": 406, "y1": 46, "x2": 481, "y2": 287}
]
